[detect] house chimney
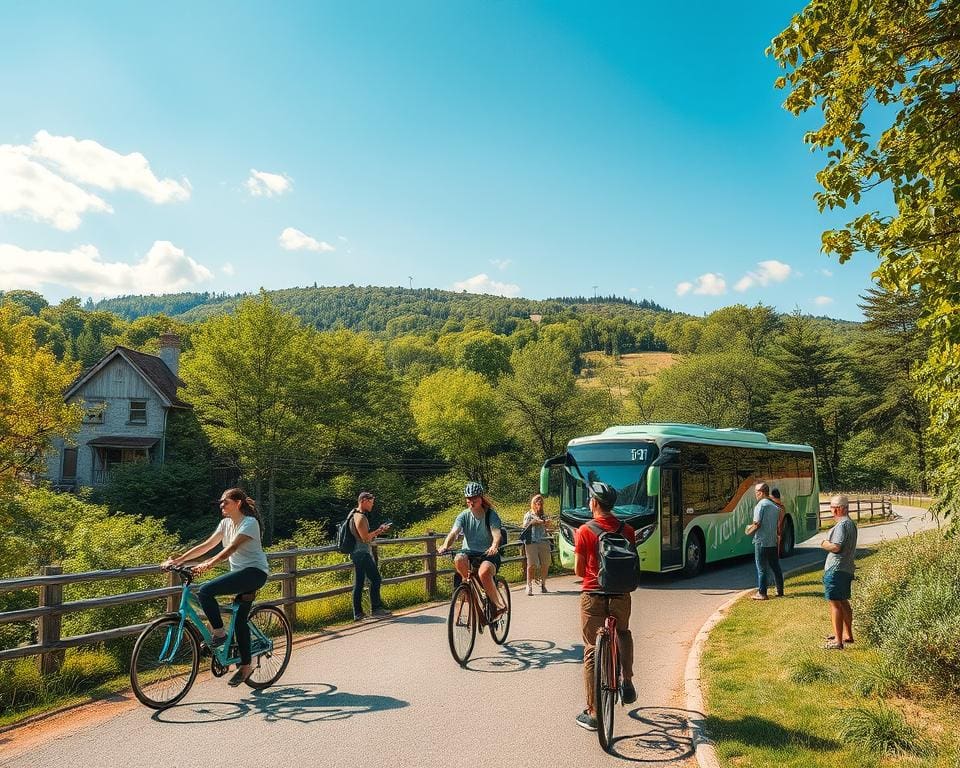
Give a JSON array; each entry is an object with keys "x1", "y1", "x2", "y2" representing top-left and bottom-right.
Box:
[{"x1": 159, "y1": 333, "x2": 181, "y2": 376}]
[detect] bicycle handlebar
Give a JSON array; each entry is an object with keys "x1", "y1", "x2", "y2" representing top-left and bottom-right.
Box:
[{"x1": 162, "y1": 564, "x2": 195, "y2": 585}]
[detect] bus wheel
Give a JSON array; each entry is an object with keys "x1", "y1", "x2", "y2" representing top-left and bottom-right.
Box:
[
  {"x1": 681, "y1": 529, "x2": 705, "y2": 578},
  {"x1": 780, "y1": 518, "x2": 795, "y2": 558}
]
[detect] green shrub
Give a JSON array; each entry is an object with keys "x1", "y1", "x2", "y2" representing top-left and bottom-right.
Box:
[
  {"x1": 788, "y1": 655, "x2": 837, "y2": 684},
  {"x1": 56, "y1": 650, "x2": 120, "y2": 692},
  {"x1": 835, "y1": 703, "x2": 928, "y2": 756},
  {"x1": 0, "y1": 659, "x2": 44, "y2": 712}
]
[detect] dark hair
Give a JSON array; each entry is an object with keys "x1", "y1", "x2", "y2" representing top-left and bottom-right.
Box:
[
  {"x1": 223, "y1": 487, "x2": 264, "y2": 540},
  {"x1": 756, "y1": 482, "x2": 770, "y2": 495},
  {"x1": 771, "y1": 487, "x2": 781, "y2": 500}
]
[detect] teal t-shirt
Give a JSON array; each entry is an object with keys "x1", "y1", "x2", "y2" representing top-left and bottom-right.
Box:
[
  {"x1": 752, "y1": 498, "x2": 780, "y2": 547},
  {"x1": 454, "y1": 507, "x2": 503, "y2": 552}
]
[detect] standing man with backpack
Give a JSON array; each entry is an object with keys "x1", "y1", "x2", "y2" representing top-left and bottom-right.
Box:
[
  {"x1": 573, "y1": 481, "x2": 639, "y2": 731},
  {"x1": 345, "y1": 491, "x2": 392, "y2": 621}
]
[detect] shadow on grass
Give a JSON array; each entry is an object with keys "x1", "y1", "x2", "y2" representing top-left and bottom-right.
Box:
[
  {"x1": 152, "y1": 682, "x2": 408, "y2": 724},
  {"x1": 704, "y1": 713, "x2": 839, "y2": 751}
]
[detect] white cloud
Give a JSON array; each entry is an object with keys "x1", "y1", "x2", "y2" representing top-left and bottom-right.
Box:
[
  {"x1": 676, "y1": 273, "x2": 727, "y2": 296},
  {"x1": 813, "y1": 295, "x2": 834, "y2": 306},
  {"x1": 452, "y1": 273, "x2": 521, "y2": 297},
  {"x1": 675, "y1": 281, "x2": 693, "y2": 296},
  {"x1": 244, "y1": 169, "x2": 292, "y2": 197},
  {"x1": 734, "y1": 260, "x2": 793, "y2": 292},
  {"x1": 0, "y1": 240, "x2": 213, "y2": 298},
  {"x1": 278, "y1": 227, "x2": 335, "y2": 252},
  {"x1": 489, "y1": 258, "x2": 512, "y2": 271},
  {"x1": 0, "y1": 144, "x2": 113, "y2": 230},
  {"x1": 222, "y1": 262, "x2": 236, "y2": 276},
  {"x1": 30, "y1": 130, "x2": 190, "y2": 203},
  {"x1": 819, "y1": 268, "x2": 833, "y2": 277}
]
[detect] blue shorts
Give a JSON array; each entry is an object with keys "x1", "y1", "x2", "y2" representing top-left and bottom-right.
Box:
[{"x1": 823, "y1": 569, "x2": 853, "y2": 601}]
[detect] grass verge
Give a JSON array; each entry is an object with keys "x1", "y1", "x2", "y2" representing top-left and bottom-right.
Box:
[{"x1": 700, "y1": 565, "x2": 960, "y2": 767}]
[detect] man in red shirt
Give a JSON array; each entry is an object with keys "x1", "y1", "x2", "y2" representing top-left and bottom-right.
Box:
[{"x1": 573, "y1": 481, "x2": 637, "y2": 731}]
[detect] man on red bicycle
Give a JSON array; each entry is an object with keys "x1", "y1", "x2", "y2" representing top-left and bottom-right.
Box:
[
  {"x1": 438, "y1": 481, "x2": 508, "y2": 617},
  {"x1": 574, "y1": 481, "x2": 638, "y2": 731}
]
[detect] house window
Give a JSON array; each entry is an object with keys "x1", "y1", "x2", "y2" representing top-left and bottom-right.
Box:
[
  {"x1": 83, "y1": 401, "x2": 106, "y2": 424},
  {"x1": 129, "y1": 400, "x2": 147, "y2": 424},
  {"x1": 62, "y1": 448, "x2": 78, "y2": 480}
]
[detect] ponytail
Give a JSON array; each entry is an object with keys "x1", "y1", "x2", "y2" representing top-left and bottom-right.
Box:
[{"x1": 223, "y1": 487, "x2": 264, "y2": 541}]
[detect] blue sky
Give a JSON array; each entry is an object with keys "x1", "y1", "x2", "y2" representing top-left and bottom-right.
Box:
[{"x1": 0, "y1": 1, "x2": 877, "y2": 320}]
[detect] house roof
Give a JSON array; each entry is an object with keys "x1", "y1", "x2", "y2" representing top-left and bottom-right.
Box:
[
  {"x1": 87, "y1": 436, "x2": 160, "y2": 448},
  {"x1": 65, "y1": 346, "x2": 190, "y2": 408}
]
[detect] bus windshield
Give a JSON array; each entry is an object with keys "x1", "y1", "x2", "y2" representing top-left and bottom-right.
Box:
[{"x1": 561, "y1": 441, "x2": 657, "y2": 523}]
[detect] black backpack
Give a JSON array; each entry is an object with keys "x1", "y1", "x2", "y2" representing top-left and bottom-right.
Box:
[
  {"x1": 336, "y1": 509, "x2": 357, "y2": 555},
  {"x1": 585, "y1": 521, "x2": 640, "y2": 593},
  {"x1": 484, "y1": 508, "x2": 509, "y2": 551}
]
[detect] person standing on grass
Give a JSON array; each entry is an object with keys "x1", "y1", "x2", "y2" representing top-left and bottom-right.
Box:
[
  {"x1": 821, "y1": 494, "x2": 858, "y2": 650},
  {"x1": 522, "y1": 493, "x2": 552, "y2": 595},
  {"x1": 350, "y1": 491, "x2": 392, "y2": 621},
  {"x1": 744, "y1": 482, "x2": 784, "y2": 600}
]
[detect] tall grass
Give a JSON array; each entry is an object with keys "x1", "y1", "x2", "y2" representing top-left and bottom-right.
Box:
[{"x1": 834, "y1": 703, "x2": 929, "y2": 757}]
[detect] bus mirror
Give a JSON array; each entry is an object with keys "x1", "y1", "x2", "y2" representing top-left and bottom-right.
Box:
[
  {"x1": 652, "y1": 447, "x2": 679, "y2": 467},
  {"x1": 647, "y1": 466, "x2": 660, "y2": 498},
  {"x1": 539, "y1": 466, "x2": 551, "y2": 495}
]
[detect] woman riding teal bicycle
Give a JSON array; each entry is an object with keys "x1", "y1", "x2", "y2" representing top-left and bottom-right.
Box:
[{"x1": 162, "y1": 487, "x2": 269, "y2": 687}]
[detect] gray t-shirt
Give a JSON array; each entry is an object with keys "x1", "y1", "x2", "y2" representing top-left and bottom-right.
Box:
[
  {"x1": 216, "y1": 515, "x2": 269, "y2": 574},
  {"x1": 825, "y1": 515, "x2": 858, "y2": 574},
  {"x1": 454, "y1": 507, "x2": 503, "y2": 552},
  {"x1": 752, "y1": 498, "x2": 780, "y2": 547},
  {"x1": 522, "y1": 511, "x2": 549, "y2": 544}
]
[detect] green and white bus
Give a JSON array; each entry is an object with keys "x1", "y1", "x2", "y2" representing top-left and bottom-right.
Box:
[{"x1": 540, "y1": 423, "x2": 819, "y2": 577}]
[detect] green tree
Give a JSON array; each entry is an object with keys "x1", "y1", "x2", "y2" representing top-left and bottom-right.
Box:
[
  {"x1": 410, "y1": 368, "x2": 506, "y2": 486},
  {"x1": 179, "y1": 294, "x2": 321, "y2": 542},
  {"x1": 770, "y1": 0, "x2": 960, "y2": 512}
]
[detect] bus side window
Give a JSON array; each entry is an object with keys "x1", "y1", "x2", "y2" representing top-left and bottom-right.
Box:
[
  {"x1": 796, "y1": 454, "x2": 814, "y2": 496},
  {"x1": 707, "y1": 445, "x2": 737, "y2": 512}
]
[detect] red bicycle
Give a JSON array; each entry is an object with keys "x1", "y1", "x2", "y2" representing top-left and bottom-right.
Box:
[{"x1": 594, "y1": 612, "x2": 622, "y2": 751}]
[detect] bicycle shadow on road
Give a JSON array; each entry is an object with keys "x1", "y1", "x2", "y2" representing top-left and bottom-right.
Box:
[
  {"x1": 464, "y1": 639, "x2": 582, "y2": 673},
  {"x1": 151, "y1": 683, "x2": 408, "y2": 725},
  {"x1": 605, "y1": 706, "x2": 694, "y2": 763}
]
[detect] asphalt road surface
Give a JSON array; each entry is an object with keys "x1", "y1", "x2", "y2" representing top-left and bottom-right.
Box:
[{"x1": 0, "y1": 505, "x2": 936, "y2": 768}]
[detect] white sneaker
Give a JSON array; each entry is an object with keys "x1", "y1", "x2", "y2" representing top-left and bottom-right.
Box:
[{"x1": 526, "y1": 585, "x2": 533, "y2": 596}]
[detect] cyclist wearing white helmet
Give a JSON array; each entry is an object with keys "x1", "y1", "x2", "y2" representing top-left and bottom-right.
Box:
[{"x1": 438, "y1": 481, "x2": 507, "y2": 616}]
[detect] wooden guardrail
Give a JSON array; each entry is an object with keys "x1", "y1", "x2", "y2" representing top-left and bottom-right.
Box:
[
  {"x1": 818, "y1": 495, "x2": 894, "y2": 524},
  {"x1": 0, "y1": 530, "x2": 534, "y2": 675}
]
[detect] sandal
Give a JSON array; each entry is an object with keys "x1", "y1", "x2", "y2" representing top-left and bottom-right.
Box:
[
  {"x1": 824, "y1": 640, "x2": 844, "y2": 650},
  {"x1": 228, "y1": 668, "x2": 253, "y2": 687},
  {"x1": 826, "y1": 635, "x2": 854, "y2": 643}
]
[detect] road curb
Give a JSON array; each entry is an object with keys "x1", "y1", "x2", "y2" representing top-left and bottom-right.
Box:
[{"x1": 683, "y1": 561, "x2": 821, "y2": 768}]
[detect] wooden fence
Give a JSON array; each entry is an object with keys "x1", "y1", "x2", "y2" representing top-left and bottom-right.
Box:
[
  {"x1": 0, "y1": 532, "x2": 533, "y2": 675},
  {"x1": 818, "y1": 495, "x2": 894, "y2": 523}
]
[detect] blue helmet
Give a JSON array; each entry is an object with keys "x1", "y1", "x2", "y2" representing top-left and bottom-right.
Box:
[{"x1": 464, "y1": 481, "x2": 484, "y2": 498}]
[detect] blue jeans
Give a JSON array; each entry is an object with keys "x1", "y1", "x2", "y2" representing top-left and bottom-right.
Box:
[
  {"x1": 351, "y1": 550, "x2": 383, "y2": 617},
  {"x1": 754, "y1": 544, "x2": 784, "y2": 596},
  {"x1": 197, "y1": 567, "x2": 268, "y2": 664}
]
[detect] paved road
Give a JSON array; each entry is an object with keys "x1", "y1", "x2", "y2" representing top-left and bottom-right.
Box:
[{"x1": 0, "y1": 505, "x2": 936, "y2": 768}]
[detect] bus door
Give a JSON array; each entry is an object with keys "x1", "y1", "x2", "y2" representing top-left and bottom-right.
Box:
[{"x1": 660, "y1": 467, "x2": 683, "y2": 568}]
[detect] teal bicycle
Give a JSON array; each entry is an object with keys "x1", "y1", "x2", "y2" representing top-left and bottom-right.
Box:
[{"x1": 130, "y1": 565, "x2": 292, "y2": 709}]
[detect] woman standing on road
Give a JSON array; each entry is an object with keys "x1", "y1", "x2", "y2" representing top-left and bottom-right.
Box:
[
  {"x1": 521, "y1": 494, "x2": 552, "y2": 595},
  {"x1": 162, "y1": 488, "x2": 269, "y2": 687}
]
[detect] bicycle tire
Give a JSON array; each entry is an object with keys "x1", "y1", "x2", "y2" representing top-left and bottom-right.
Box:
[
  {"x1": 130, "y1": 616, "x2": 200, "y2": 709},
  {"x1": 246, "y1": 606, "x2": 292, "y2": 689},
  {"x1": 489, "y1": 577, "x2": 512, "y2": 645},
  {"x1": 594, "y1": 631, "x2": 616, "y2": 751},
  {"x1": 447, "y1": 584, "x2": 476, "y2": 666}
]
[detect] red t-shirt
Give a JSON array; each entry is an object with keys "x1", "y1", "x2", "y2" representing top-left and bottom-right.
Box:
[{"x1": 574, "y1": 513, "x2": 636, "y2": 592}]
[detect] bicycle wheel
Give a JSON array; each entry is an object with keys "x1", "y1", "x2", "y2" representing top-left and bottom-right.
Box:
[
  {"x1": 130, "y1": 616, "x2": 200, "y2": 709},
  {"x1": 489, "y1": 577, "x2": 512, "y2": 645},
  {"x1": 447, "y1": 584, "x2": 476, "y2": 666},
  {"x1": 246, "y1": 606, "x2": 292, "y2": 689},
  {"x1": 594, "y1": 631, "x2": 616, "y2": 751}
]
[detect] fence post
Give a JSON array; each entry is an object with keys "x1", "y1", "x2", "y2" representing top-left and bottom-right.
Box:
[
  {"x1": 425, "y1": 531, "x2": 437, "y2": 598},
  {"x1": 281, "y1": 554, "x2": 297, "y2": 626},
  {"x1": 165, "y1": 568, "x2": 178, "y2": 613},
  {"x1": 38, "y1": 565, "x2": 64, "y2": 676}
]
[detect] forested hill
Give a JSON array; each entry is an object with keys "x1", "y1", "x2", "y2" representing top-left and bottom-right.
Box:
[{"x1": 94, "y1": 286, "x2": 672, "y2": 334}]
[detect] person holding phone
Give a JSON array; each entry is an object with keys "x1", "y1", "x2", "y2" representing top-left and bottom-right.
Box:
[{"x1": 350, "y1": 491, "x2": 392, "y2": 620}]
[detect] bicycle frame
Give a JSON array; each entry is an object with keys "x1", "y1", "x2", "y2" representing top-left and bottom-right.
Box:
[
  {"x1": 599, "y1": 615, "x2": 620, "y2": 697},
  {"x1": 159, "y1": 572, "x2": 274, "y2": 668}
]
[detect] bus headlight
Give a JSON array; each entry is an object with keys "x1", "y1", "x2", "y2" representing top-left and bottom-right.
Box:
[
  {"x1": 636, "y1": 523, "x2": 657, "y2": 545},
  {"x1": 559, "y1": 522, "x2": 575, "y2": 545}
]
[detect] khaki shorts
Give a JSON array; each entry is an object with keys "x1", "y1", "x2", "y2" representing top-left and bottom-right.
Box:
[{"x1": 524, "y1": 541, "x2": 552, "y2": 570}]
